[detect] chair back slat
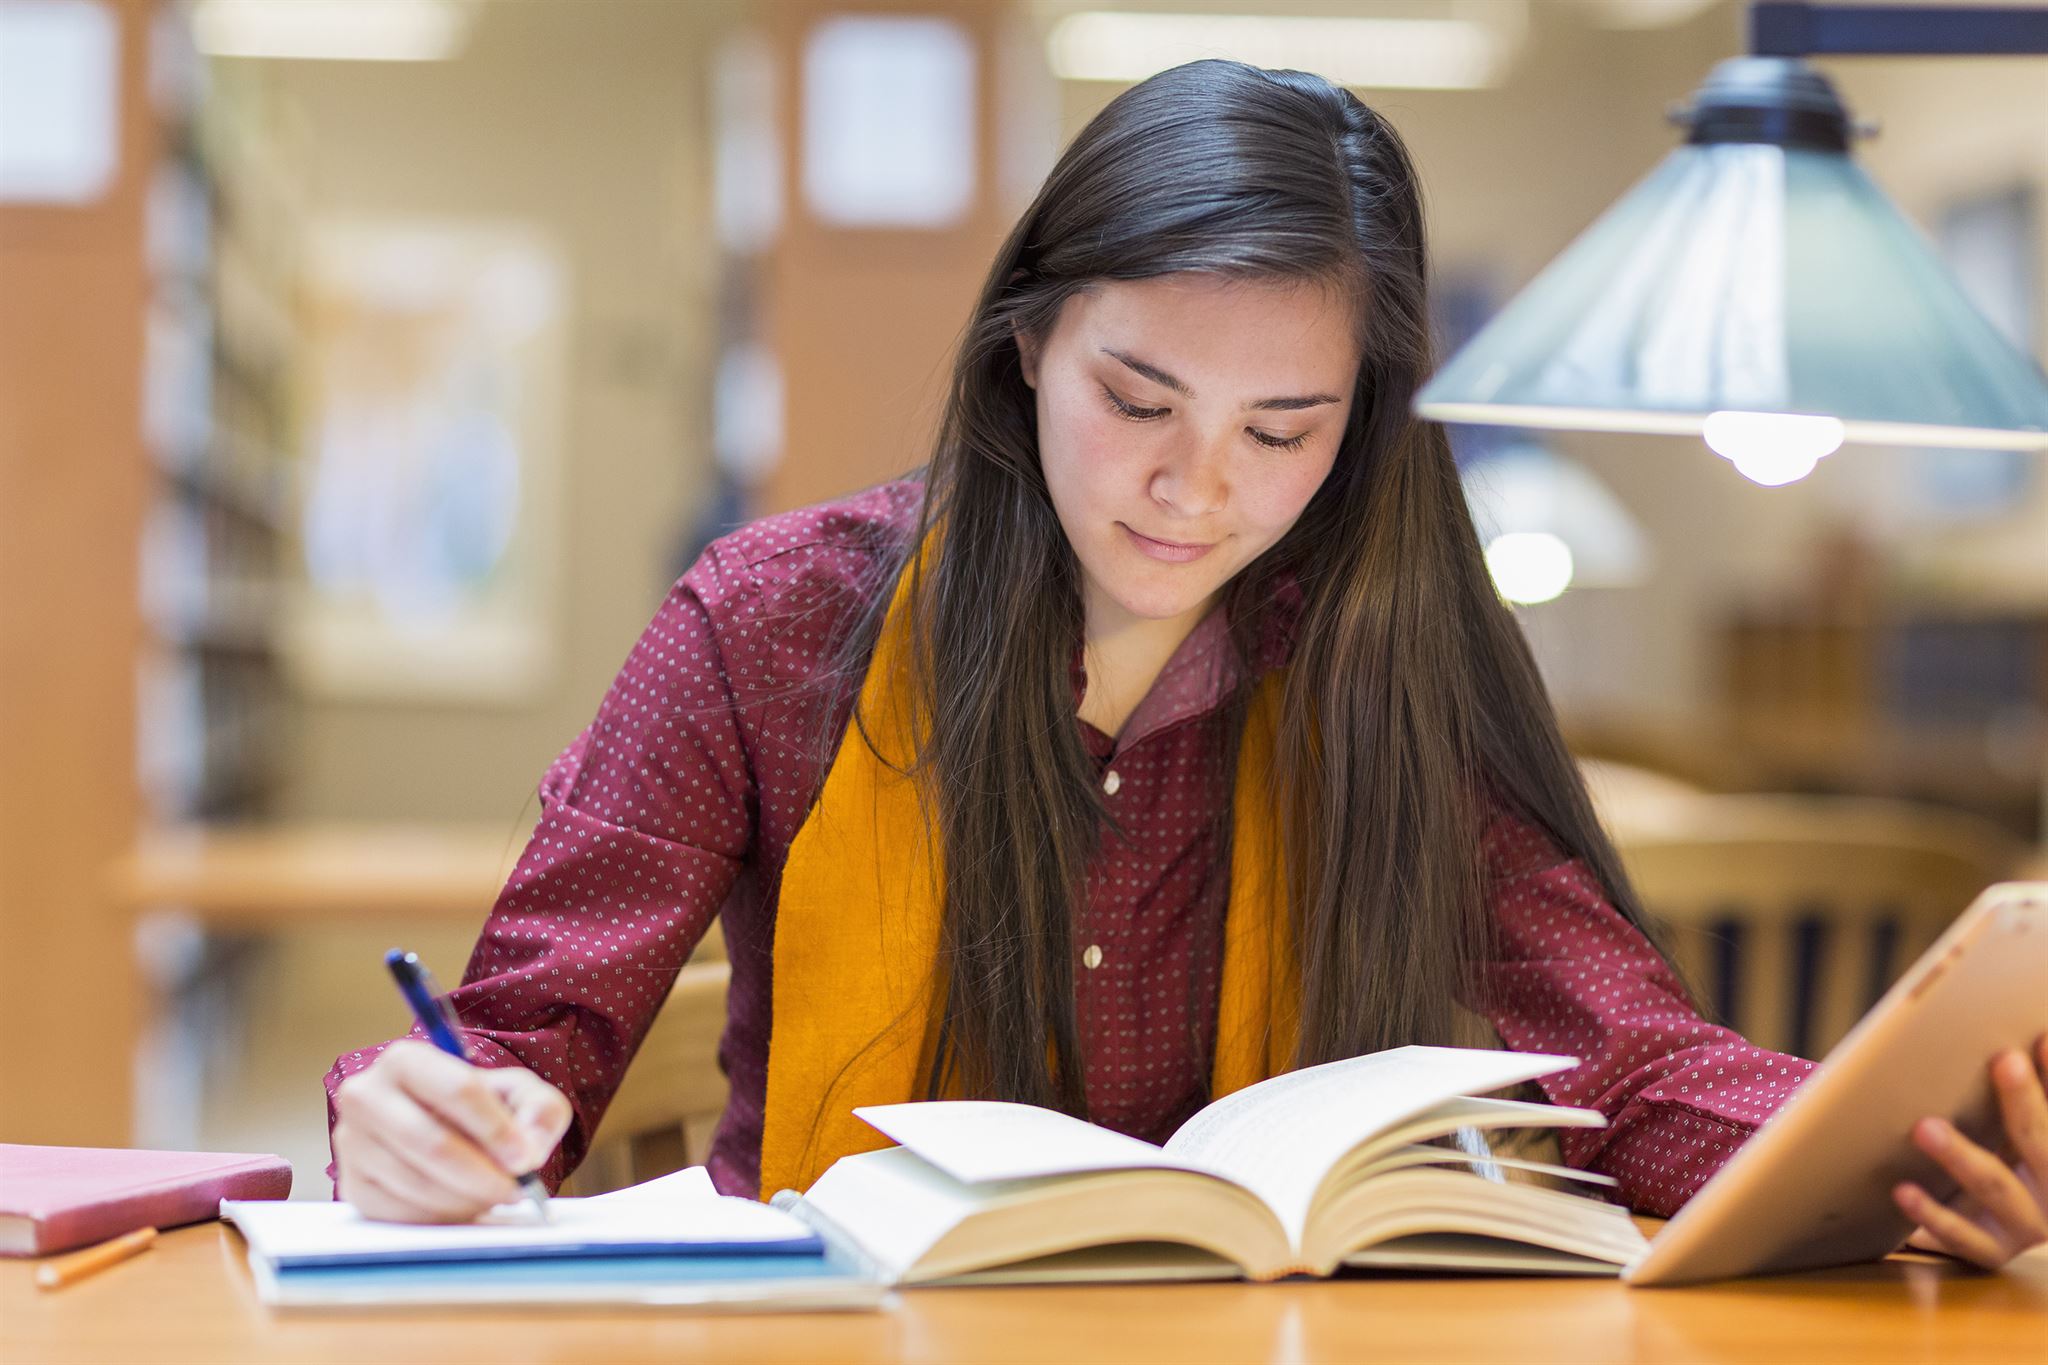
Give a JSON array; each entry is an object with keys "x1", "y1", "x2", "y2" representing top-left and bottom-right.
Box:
[{"x1": 1606, "y1": 794, "x2": 2022, "y2": 1059}]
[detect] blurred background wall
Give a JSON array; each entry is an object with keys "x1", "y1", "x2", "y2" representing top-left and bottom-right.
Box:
[
  {"x1": 268, "y1": 0, "x2": 725, "y2": 823},
  {"x1": 2, "y1": 0, "x2": 2044, "y2": 1191}
]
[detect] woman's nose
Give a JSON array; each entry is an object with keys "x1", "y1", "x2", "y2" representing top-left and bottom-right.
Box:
[{"x1": 1149, "y1": 433, "x2": 1228, "y2": 519}]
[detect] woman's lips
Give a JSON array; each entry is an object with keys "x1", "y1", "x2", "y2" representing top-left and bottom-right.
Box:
[{"x1": 1119, "y1": 522, "x2": 1217, "y2": 563}]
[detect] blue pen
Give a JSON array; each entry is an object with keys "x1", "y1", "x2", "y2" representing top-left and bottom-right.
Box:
[{"x1": 385, "y1": 948, "x2": 551, "y2": 1221}]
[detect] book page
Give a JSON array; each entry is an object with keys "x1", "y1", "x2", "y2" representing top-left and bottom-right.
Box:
[
  {"x1": 1323, "y1": 1095, "x2": 1609, "y2": 1187},
  {"x1": 1360, "y1": 1143, "x2": 1619, "y2": 1190},
  {"x1": 796, "y1": 1145, "x2": 1039, "y2": 1280},
  {"x1": 1162, "y1": 1046, "x2": 1580, "y2": 1245},
  {"x1": 222, "y1": 1167, "x2": 817, "y2": 1267},
  {"x1": 853, "y1": 1100, "x2": 1223, "y2": 1185}
]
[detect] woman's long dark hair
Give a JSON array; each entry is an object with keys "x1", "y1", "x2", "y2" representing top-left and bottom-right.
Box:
[{"x1": 817, "y1": 60, "x2": 1676, "y2": 1116}]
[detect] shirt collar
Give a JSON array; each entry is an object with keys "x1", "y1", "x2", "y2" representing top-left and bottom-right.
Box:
[{"x1": 1071, "y1": 569, "x2": 1303, "y2": 754}]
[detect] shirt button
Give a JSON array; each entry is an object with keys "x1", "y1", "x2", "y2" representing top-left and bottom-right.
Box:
[
  {"x1": 1082, "y1": 944, "x2": 1104, "y2": 969},
  {"x1": 1102, "y1": 769, "x2": 1121, "y2": 796}
]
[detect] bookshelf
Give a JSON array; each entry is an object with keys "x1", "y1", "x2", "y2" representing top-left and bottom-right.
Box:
[
  {"x1": 137, "y1": 58, "x2": 302, "y2": 824},
  {"x1": 0, "y1": 0, "x2": 309, "y2": 1146}
]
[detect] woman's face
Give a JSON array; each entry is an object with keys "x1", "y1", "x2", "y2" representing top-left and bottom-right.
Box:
[{"x1": 1019, "y1": 273, "x2": 1360, "y2": 636}]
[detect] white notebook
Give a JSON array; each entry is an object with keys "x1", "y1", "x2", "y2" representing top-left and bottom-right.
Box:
[{"x1": 223, "y1": 1168, "x2": 884, "y2": 1311}]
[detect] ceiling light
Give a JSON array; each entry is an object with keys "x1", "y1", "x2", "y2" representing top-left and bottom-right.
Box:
[
  {"x1": 192, "y1": 0, "x2": 474, "y2": 62},
  {"x1": 1462, "y1": 443, "x2": 1651, "y2": 584},
  {"x1": 1484, "y1": 532, "x2": 1576, "y2": 605},
  {"x1": 1047, "y1": 12, "x2": 1506, "y2": 90}
]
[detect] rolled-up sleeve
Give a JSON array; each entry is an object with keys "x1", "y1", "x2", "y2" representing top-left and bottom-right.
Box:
[
  {"x1": 1471, "y1": 813, "x2": 1818, "y2": 1217},
  {"x1": 324, "y1": 546, "x2": 758, "y2": 1193}
]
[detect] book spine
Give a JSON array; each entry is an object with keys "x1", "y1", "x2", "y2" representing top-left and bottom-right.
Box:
[{"x1": 31, "y1": 1162, "x2": 292, "y2": 1255}]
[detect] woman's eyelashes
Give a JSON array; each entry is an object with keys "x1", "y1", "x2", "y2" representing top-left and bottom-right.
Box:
[
  {"x1": 1097, "y1": 384, "x2": 1312, "y2": 451},
  {"x1": 1099, "y1": 384, "x2": 1168, "y2": 423}
]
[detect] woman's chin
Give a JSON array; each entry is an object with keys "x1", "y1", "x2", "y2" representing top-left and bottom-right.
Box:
[
  {"x1": 1100, "y1": 581, "x2": 1220, "y2": 625},
  {"x1": 1079, "y1": 541, "x2": 1231, "y2": 626}
]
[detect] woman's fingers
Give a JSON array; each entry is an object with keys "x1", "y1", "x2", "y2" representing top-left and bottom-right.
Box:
[
  {"x1": 486, "y1": 1067, "x2": 573, "y2": 1170},
  {"x1": 1912, "y1": 1115, "x2": 2047, "y2": 1252},
  {"x1": 384, "y1": 1042, "x2": 535, "y2": 1174},
  {"x1": 337, "y1": 1068, "x2": 522, "y2": 1212},
  {"x1": 1990, "y1": 1042, "x2": 2048, "y2": 1222},
  {"x1": 350, "y1": 1064, "x2": 520, "y2": 1203},
  {"x1": 329, "y1": 1043, "x2": 576, "y2": 1223},
  {"x1": 343, "y1": 1134, "x2": 488, "y2": 1224},
  {"x1": 335, "y1": 1145, "x2": 412, "y2": 1222},
  {"x1": 335, "y1": 1115, "x2": 476, "y2": 1223},
  {"x1": 1897, "y1": 1043, "x2": 2048, "y2": 1269},
  {"x1": 330, "y1": 1042, "x2": 544, "y2": 1221},
  {"x1": 1893, "y1": 1180, "x2": 2008, "y2": 1268}
]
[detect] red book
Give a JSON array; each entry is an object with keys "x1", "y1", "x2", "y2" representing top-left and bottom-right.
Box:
[{"x1": 0, "y1": 1144, "x2": 293, "y2": 1256}]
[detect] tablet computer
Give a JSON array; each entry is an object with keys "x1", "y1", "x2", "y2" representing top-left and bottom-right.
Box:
[{"x1": 1625, "y1": 881, "x2": 2048, "y2": 1287}]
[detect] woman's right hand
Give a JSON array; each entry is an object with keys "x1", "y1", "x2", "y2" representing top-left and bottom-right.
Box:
[{"x1": 332, "y1": 1040, "x2": 573, "y2": 1223}]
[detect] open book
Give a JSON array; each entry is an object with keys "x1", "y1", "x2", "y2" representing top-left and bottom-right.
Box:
[{"x1": 772, "y1": 1047, "x2": 1650, "y2": 1284}]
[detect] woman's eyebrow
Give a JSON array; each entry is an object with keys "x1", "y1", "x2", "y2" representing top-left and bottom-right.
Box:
[{"x1": 1100, "y1": 347, "x2": 1342, "y2": 411}]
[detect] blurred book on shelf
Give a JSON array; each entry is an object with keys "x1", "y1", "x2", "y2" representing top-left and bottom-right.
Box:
[{"x1": 136, "y1": 59, "x2": 304, "y2": 824}]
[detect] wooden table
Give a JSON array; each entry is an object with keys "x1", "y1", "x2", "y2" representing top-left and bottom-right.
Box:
[
  {"x1": 111, "y1": 822, "x2": 525, "y2": 930},
  {"x1": 7, "y1": 1221, "x2": 2046, "y2": 1364},
  {"x1": 101, "y1": 822, "x2": 523, "y2": 1150}
]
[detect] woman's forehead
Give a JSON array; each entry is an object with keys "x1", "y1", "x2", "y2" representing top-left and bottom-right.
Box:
[{"x1": 1061, "y1": 275, "x2": 1361, "y2": 391}]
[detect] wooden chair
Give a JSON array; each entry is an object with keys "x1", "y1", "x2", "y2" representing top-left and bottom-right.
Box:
[
  {"x1": 1579, "y1": 757, "x2": 1707, "y2": 832},
  {"x1": 561, "y1": 921, "x2": 731, "y2": 1196},
  {"x1": 1608, "y1": 794, "x2": 2025, "y2": 1060}
]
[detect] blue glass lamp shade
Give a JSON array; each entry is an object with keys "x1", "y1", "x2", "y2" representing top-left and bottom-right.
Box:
[{"x1": 1415, "y1": 60, "x2": 2048, "y2": 452}]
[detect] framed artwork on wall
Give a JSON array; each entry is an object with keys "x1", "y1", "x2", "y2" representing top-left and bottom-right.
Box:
[{"x1": 285, "y1": 220, "x2": 567, "y2": 703}]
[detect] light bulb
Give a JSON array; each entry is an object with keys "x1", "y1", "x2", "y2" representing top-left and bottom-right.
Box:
[
  {"x1": 1702, "y1": 411, "x2": 1845, "y2": 487},
  {"x1": 1728, "y1": 445, "x2": 1821, "y2": 485},
  {"x1": 1484, "y1": 532, "x2": 1574, "y2": 605}
]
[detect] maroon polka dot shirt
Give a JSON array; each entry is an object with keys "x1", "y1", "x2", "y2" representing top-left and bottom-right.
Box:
[{"x1": 326, "y1": 480, "x2": 1816, "y2": 1214}]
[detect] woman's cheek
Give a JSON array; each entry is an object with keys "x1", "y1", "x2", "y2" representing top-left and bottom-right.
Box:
[
  {"x1": 1041, "y1": 399, "x2": 1132, "y2": 516},
  {"x1": 1065, "y1": 408, "x2": 1155, "y2": 497},
  {"x1": 1240, "y1": 448, "x2": 1337, "y2": 537}
]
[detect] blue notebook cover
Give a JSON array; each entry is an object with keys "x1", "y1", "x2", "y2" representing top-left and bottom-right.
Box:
[
  {"x1": 277, "y1": 1250, "x2": 856, "y2": 1290},
  {"x1": 255, "y1": 1249, "x2": 887, "y2": 1310},
  {"x1": 271, "y1": 1232, "x2": 825, "y2": 1270}
]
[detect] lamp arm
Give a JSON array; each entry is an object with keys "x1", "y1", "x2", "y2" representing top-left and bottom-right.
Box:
[{"x1": 1751, "y1": 2, "x2": 2048, "y2": 56}]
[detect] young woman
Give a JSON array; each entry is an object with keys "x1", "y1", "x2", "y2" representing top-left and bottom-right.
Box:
[{"x1": 328, "y1": 61, "x2": 2047, "y2": 1269}]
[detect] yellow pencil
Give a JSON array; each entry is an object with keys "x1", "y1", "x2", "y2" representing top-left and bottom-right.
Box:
[{"x1": 34, "y1": 1226, "x2": 158, "y2": 1290}]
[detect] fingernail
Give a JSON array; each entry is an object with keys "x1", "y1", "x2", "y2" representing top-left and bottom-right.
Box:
[
  {"x1": 1919, "y1": 1117, "x2": 1950, "y2": 1148},
  {"x1": 1997, "y1": 1051, "x2": 2032, "y2": 1086}
]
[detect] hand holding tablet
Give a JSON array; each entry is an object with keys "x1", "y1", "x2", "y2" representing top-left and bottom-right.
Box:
[
  {"x1": 1891, "y1": 1036, "x2": 2048, "y2": 1270},
  {"x1": 1626, "y1": 882, "x2": 2048, "y2": 1286}
]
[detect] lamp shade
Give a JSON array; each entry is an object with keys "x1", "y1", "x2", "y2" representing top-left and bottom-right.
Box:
[{"x1": 1415, "y1": 59, "x2": 2048, "y2": 451}]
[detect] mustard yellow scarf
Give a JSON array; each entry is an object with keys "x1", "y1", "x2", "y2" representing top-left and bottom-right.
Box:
[{"x1": 759, "y1": 554, "x2": 1300, "y2": 1198}]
